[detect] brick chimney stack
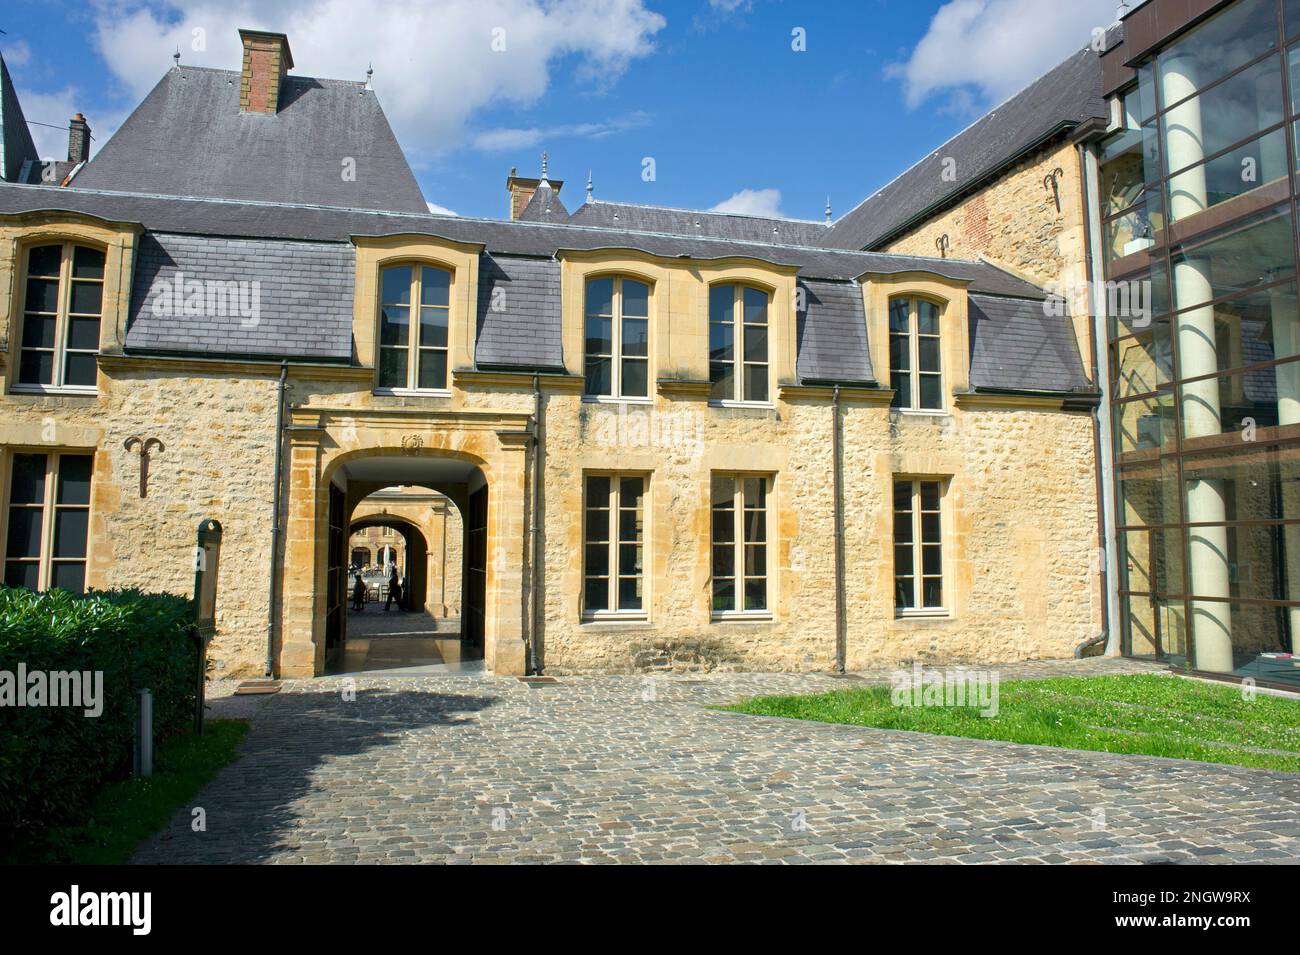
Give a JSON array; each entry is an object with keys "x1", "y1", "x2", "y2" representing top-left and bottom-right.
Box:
[
  {"x1": 238, "y1": 29, "x2": 294, "y2": 114},
  {"x1": 67, "y1": 113, "x2": 91, "y2": 163}
]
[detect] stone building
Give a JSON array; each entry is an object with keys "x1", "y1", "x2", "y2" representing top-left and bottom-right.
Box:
[{"x1": 0, "y1": 26, "x2": 1107, "y2": 678}]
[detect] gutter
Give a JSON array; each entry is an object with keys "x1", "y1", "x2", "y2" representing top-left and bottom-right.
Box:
[
  {"x1": 831, "y1": 385, "x2": 847, "y2": 673},
  {"x1": 528, "y1": 373, "x2": 544, "y2": 675},
  {"x1": 265, "y1": 361, "x2": 288, "y2": 677}
]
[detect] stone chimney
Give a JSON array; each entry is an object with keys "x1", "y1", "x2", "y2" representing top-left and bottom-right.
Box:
[
  {"x1": 67, "y1": 114, "x2": 91, "y2": 163},
  {"x1": 238, "y1": 29, "x2": 294, "y2": 114}
]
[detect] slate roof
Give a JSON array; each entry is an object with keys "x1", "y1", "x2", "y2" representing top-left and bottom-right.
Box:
[
  {"x1": 567, "y1": 200, "x2": 830, "y2": 246},
  {"x1": 475, "y1": 254, "x2": 564, "y2": 370},
  {"x1": 967, "y1": 294, "x2": 1091, "y2": 394},
  {"x1": 0, "y1": 55, "x2": 39, "y2": 183},
  {"x1": 17, "y1": 159, "x2": 78, "y2": 185},
  {"x1": 124, "y1": 232, "x2": 354, "y2": 361},
  {"x1": 797, "y1": 279, "x2": 874, "y2": 385},
  {"x1": 0, "y1": 183, "x2": 1044, "y2": 295},
  {"x1": 516, "y1": 181, "x2": 569, "y2": 222},
  {"x1": 821, "y1": 46, "x2": 1107, "y2": 251},
  {"x1": 73, "y1": 67, "x2": 427, "y2": 213}
]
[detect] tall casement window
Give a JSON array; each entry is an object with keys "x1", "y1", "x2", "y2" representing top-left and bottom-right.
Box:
[
  {"x1": 17, "y1": 243, "x2": 104, "y2": 391},
  {"x1": 4, "y1": 452, "x2": 93, "y2": 594},
  {"x1": 709, "y1": 284, "x2": 769, "y2": 403},
  {"x1": 584, "y1": 276, "x2": 650, "y2": 398},
  {"x1": 583, "y1": 473, "x2": 646, "y2": 616},
  {"x1": 711, "y1": 474, "x2": 770, "y2": 616},
  {"x1": 378, "y1": 264, "x2": 450, "y2": 391},
  {"x1": 894, "y1": 479, "x2": 944, "y2": 614},
  {"x1": 889, "y1": 297, "x2": 943, "y2": 411}
]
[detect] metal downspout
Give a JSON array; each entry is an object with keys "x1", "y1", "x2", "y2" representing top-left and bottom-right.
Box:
[
  {"x1": 529, "y1": 373, "x2": 544, "y2": 675},
  {"x1": 1079, "y1": 141, "x2": 1122, "y2": 655},
  {"x1": 832, "y1": 385, "x2": 847, "y2": 673},
  {"x1": 266, "y1": 361, "x2": 288, "y2": 677}
]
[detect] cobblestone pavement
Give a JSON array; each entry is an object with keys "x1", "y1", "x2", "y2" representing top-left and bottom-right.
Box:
[{"x1": 136, "y1": 659, "x2": 1300, "y2": 864}]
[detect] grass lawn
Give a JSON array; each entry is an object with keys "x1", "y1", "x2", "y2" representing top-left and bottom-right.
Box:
[
  {"x1": 721, "y1": 674, "x2": 1300, "y2": 773},
  {"x1": 38, "y1": 719, "x2": 249, "y2": 864}
]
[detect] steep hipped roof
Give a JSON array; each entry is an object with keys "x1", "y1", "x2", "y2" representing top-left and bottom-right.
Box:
[
  {"x1": 0, "y1": 55, "x2": 39, "y2": 183},
  {"x1": 516, "y1": 180, "x2": 569, "y2": 221},
  {"x1": 821, "y1": 46, "x2": 1107, "y2": 251},
  {"x1": 73, "y1": 67, "x2": 427, "y2": 213},
  {"x1": 567, "y1": 200, "x2": 830, "y2": 246}
]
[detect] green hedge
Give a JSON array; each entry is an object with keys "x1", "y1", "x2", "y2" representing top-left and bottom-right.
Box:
[{"x1": 0, "y1": 587, "x2": 197, "y2": 861}]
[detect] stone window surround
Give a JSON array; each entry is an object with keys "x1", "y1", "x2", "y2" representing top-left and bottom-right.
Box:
[
  {"x1": 862, "y1": 272, "x2": 972, "y2": 412},
  {"x1": 559, "y1": 251, "x2": 799, "y2": 406},
  {"x1": 0, "y1": 446, "x2": 95, "y2": 593},
  {"x1": 709, "y1": 470, "x2": 775, "y2": 622},
  {"x1": 0, "y1": 214, "x2": 141, "y2": 398},
  {"x1": 375, "y1": 260, "x2": 453, "y2": 394},
  {"x1": 707, "y1": 281, "x2": 773, "y2": 407},
  {"x1": 892, "y1": 475, "x2": 950, "y2": 618},
  {"x1": 351, "y1": 234, "x2": 481, "y2": 394}
]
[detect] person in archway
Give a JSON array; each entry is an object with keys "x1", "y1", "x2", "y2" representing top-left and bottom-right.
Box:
[
  {"x1": 351, "y1": 571, "x2": 367, "y2": 612},
  {"x1": 384, "y1": 564, "x2": 403, "y2": 612}
]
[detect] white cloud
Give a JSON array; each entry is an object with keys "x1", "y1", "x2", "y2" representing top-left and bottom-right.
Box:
[
  {"x1": 2, "y1": 41, "x2": 32, "y2": 68},
  {"x1": 711, "y1": 188, "x2": 783, "y2": 217},
  {"x1": 471, "y1": 112, "x2": 651, "y2": 151},
  {"x1": 886, "y1": 0, "x2": 1123, "y2": 111},
  {"x1": 89, "y1": 0, "x2": 666, "y2": 166},
  {"x1": 426, "y1": 202, "x2": 458, "y2": 216}
]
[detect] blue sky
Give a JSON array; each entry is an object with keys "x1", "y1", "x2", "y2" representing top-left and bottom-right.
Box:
[{"x1": 1, "y1": 0, "x2": 1128, "y2": 220}]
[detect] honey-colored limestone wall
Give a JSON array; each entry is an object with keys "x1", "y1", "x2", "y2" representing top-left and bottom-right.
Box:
[
  {"x1": 538, "y1": 392, "x2": 1101, "y2": 673},
  {"x1": 881, "y1": 140, "x2": 1094, "y2": 378}
]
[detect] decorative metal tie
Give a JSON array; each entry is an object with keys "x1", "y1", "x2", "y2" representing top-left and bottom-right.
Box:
[{"x1": 123, "y1": 436, "x2": 164, "y2": 498}]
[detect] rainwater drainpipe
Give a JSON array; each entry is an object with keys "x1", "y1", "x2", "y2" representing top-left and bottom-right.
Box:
[
  {"x1": 832, "y1": 385, "x2": 847, "y2": 673},
  {"x1": 265, "y1": 361, "x2": 288, "y2": 677},
  {"x1": 528, "y1": 373, "x2": 544, "y2": 675}
]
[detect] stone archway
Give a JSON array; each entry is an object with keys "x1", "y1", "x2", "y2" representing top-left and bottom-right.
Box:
[{"x1": 277, "y1": 406, "x2": 534, "y2": 678}]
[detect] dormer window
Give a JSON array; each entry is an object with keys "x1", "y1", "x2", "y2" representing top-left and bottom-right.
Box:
[
  {"x1": 378, "y1": 264, "x2": 450, "y2": 392},
  {"x1": 709, "y1": 284, "x2": 769, "y2": 403},
  {"x1": 889, "y1": 296, "x2": 943, "y2": 411},
  {"x1": 16, "y1": 243, "x2": 104, "y2": 393},
  {"x1": 584, "y1": 276, "x2": 649, "y2": 399}
]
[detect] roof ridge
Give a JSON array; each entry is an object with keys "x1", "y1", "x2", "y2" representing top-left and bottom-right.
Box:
[{"x1": 584, "y1": 197, "x2": 827, "y2": 226}]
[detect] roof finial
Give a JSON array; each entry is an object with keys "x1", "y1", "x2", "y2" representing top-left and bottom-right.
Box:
[
  {"x1": 825, "y1": 196, "x2": 832, "y2": 224},
  {"x1": 586, "y1": 170, "x2": 593, "y2": 204},
  {"x1": 540, "y1": 150, "x2": 549, "y2": 182},
  {"x1": 173, "y1": 46, "x2": 181, "y2": 68},
  {"x1": 365, "y1": 62, "x2": 373, "y2": 90}
]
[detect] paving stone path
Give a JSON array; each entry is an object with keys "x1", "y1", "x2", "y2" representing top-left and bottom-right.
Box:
[{"x1": 134, "y1": 659, "x2": 1300, "y2": 864}]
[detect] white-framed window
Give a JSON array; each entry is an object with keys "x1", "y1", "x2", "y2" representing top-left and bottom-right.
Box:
[
  {"x1": 889, "y1": 297, "x2": 943, "y2": 411},
  {"x1": 893, "y1": 478, "x2": 945, "y2": 615},
  {"x1": 378, "y1": 263, "x2": 450, "y2": 391},
  {"x1": 709, "y1": 284, "x2": 769, "y2": 403},
  {"x1": 3, "y1": 451, "x2": 93, "y2": 593},
  {"x1": 583, "y1": 276, "x2": 650, "y2": 399},
  {"x1": 16, "y1": 243, "x2": 104, "y2": 393},
  {"x1": 583, "y1": 472, "x2": 646, "y2": 616},
  {"x1": 711, "y1": 473, "x2": 770, "y2": 616}
]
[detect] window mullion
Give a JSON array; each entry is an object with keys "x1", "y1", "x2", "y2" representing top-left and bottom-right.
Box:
[
  {"x1": 910, "y1": 302, "x2": 920, "y2": 408},
  {"x1": 609, "y1": 480, "x2": 619, "y2": 611},
  {"x1": 913, "y1": 481, "x2": 923, "y2": 610},
  {"x1": 735, "y1": 484, "x2": 745, "y2": 610},
  {"x1": 409, "y1": 270, "x2": 420, "y2": 389},
  {"x1": 40, "y1": 455, "x2": 56, "y2": 591},
  {"x1": 54, "y1": 245, "x2": 73, "y2": 388},
  {"x1": 612, "y1": 280, "x2": 622, "y2": 398},
  {"x1": 734, "y1": 289, "x2": 743, "y2": 401}
]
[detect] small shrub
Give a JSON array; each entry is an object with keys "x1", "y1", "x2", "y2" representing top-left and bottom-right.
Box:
[{"x1": 0, "y1": 587, "x2": 197, "y2": 861}]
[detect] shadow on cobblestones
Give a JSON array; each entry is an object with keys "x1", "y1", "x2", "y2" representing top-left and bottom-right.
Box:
[{"x1": 137, "y1": 686, "x2": 498, "y2": 864}]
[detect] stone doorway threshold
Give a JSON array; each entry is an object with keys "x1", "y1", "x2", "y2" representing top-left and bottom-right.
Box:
[{"x1": 327, "y1": 609, "x2": 484, "y2": 677}]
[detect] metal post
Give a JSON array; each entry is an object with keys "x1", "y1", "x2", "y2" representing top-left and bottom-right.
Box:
[{"x1": 135, "y1": 689, "x2": 153, "y2": 777}]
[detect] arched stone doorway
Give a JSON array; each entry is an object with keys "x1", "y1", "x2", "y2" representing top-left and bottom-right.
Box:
[{"x1": 276, "y1": 406, "x2": 534, "y2": 678}]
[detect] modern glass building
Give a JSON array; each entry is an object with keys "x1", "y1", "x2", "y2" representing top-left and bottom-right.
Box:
[{"x1": 1098, "y1": 0, "x2": 1300, "y2": 686}]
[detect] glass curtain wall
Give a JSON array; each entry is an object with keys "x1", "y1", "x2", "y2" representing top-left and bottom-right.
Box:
[{"x1": 1103, "y1": 0, "x2": 1300, "y2": 686}]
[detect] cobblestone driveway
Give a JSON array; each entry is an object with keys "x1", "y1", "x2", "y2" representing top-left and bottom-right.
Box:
[{"x1": 134, "y1": 660, "x2": 1300, "y2": 864}]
